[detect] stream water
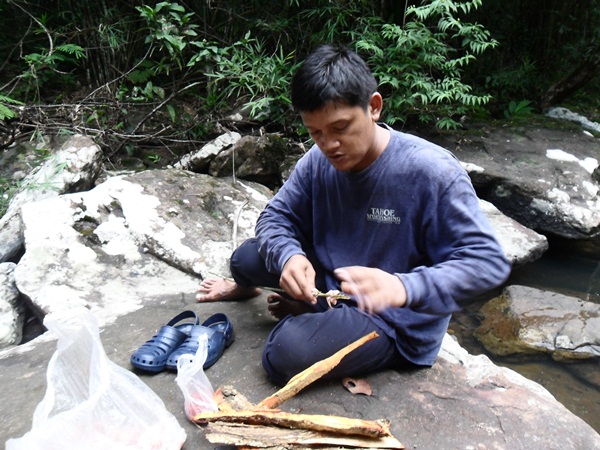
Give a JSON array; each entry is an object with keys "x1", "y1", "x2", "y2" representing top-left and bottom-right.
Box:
[{"x1": 449, "y1": 242, "x2": 600, "y2": 434}]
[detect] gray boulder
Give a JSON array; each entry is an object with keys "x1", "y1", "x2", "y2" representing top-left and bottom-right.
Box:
[
  {"x1": 475, "y1": 285, "x2": 600, "y2": 360},
  {"x1": 433, "y1": 127, "x2": 600, "y2": 253},
  {"x1": 0, "y1": 263, "x2": 22, "y2": 347},
  {"x1": 2, "y1": 297, "x2": 599, "y2": 449},
  {"x1": 15, "y1": 169, "x2": 271, "y2": 324},
  {"x1": 479, "y1": 199, "x2": 548, "y2": 266},
  {"x1": 546, "y1": 106, "x2": 600, "y2": 134},
  {"x1": 4, "y1": 164, "x2": 545, "y2": 351},
  {"x1": 2, "y1": 131, "x2": 597, "y2": 446},
  {"x1": 173, "y1": 131, "x2": 305, "y2": 187},
  {"x1": 0, "y1": 135, "x2": 103, "y2": 263},
  {"x1": 208, "y1": 133, "x2": 305, "y2": 187},
  {"x1": 13, "y1": 168, "x2": 544, "y2": 323},
  {"x1": 176, "y1": 132, "x2": 550, "y2": 266},
  {"x1": 173, "y1": 130, "x2": 242, "y2": 173}
]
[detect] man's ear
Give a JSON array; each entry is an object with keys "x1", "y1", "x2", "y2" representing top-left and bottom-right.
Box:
[{"x1": 369, "y1": 92, "x2": 383, "y2": 120}]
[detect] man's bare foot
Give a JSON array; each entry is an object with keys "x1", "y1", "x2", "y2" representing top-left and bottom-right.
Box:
[
  {"x1": 267, "y1": 293, "x2": 316, "y2": 320},
  {"x1": 196, "y1": 278, "x2": 261, "y2": 302}
]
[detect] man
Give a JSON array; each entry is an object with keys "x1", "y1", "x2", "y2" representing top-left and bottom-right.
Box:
[{"x1": 197, "y1": 44, "x2": 511, "y2": 386}]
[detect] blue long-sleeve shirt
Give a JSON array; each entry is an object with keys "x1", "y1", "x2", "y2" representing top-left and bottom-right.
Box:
[{"x1": 255, "y1": 127, "x2": 511, "y2": 365}]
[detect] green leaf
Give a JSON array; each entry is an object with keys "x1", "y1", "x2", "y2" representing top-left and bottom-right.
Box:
[
  {"x1": 0, "y1": 104, "x2": 17, "y2": 120},
  {"x1": 0, "y1": 95, "x2": 24, "y2": 120},
  {"x1": 166, "y1": 104, "x2": 176, "y2": 123}
]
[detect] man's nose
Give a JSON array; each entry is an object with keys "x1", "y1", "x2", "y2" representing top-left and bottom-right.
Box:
[{"x1": 319, "y1": 133, "x2": 339, "y2": 151}]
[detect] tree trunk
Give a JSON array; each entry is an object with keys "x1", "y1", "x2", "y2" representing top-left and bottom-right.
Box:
[{"x1": 539, "y1": 49, "x2": 600, "y2": 111}]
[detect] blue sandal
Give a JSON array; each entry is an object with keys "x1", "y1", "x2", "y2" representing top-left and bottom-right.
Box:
[
  {"x1": 167, "y1": 313, "x2": 234, "y2": 371},
  {"x1": 131, "y1": 310, "x2": 199, "y2": 373}
]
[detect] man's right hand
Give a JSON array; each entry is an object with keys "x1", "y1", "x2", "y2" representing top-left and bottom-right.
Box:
[{"x1": 280, "y1": 254, "x2": 317, "y2": 304}]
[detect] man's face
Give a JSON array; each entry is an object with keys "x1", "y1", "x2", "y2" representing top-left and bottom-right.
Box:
[{"x1": 300, "y1": 94, "x2": 383, "y2": 173}]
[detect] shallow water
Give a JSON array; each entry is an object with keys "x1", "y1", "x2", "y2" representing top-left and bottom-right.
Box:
[{"x1": 450, "y1": 245, "x2": 600, "y2": 434}]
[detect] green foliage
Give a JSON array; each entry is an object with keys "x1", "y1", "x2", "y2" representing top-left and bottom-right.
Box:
[
  {"x1": 504, "y1": 100, "x2": 535, "y2": 119},
  {"x1": 484, "y1": 58, "x2": 538, "y2": 104},
  {"x1": 15, "y1": 38, "x2": 85, "y2": 101},
  {"x1": 0, "y1": 95, "x2": 24, "y2": 120},
  {"x1": 145, "y1": 153, "x2": 162, "y2": 164},
  {"x1": 137, "y1": 2, "x2": 199, "y2": 72},
  {"x1": 3, "y1": 0, "x2": 600, "y2": 164},
  {"x1": 467, "y1": 1, "x2": 600, "y2": 113},
  {"x1": 203, "y1": 34, "x2": 298, "y2": 125},
  {"x1": 296, "y1": 3, "x2": 375, "y2": 47},
  {"x1": 355, "y1": 0, "x2": 497, "y2": 129},
  {"x1": 0, "y1": 175, "x2": 19, "y2": 219},
  {"x1": 133, "y1": 2, "x2": 299, "y2": 127}
]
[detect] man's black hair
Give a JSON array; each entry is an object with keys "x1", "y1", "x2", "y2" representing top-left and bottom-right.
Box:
[{"x1": 290, "y1": 44, "x2": 378, "y2": 113}]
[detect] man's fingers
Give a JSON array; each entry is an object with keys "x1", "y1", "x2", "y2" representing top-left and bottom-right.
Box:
[
  {"x1": 335, "y1": 268, "x2": 362, "y2": 297},
  {"x1": 280, "y1": 255, "x2": 317, "y2": 303},
  {"x1": 335, "y1": 267, "x2": 376, "y2": 313}
]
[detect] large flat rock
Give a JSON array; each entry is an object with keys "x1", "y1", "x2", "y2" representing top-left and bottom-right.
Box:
[{"x1": 2, "y1": 293, "x2": 599, "y2": 449}]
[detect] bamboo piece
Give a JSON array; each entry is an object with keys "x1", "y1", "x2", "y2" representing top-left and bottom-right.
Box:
[
  {"x1": 256, "y1": 331, "x2": 379, "y2": 409},
  {"x1": 196, "y1": 331, "x2": 403, "y2": 449},
  {"x1": 205, "y1": 422, "x2": 405, "y2": 449},
  {"x1": 193, "y1": 409, "x2": 392, "y2": 438}
]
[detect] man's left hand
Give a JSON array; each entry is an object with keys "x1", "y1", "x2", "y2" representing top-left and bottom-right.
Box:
[{"x1": 334, "y1": 266, "x2": 407, "y2": 313}]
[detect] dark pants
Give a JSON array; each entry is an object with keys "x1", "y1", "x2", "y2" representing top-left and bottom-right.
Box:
[{"x1": 230, "y1": 238, "x2": 410, "y2": 386}]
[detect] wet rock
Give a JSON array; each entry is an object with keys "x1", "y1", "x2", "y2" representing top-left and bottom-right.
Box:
[{"x1": 475, "y1": 285, "x2": 600, "y2": 360}]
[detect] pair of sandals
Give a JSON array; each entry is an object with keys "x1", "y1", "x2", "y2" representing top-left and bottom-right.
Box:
[{"x1": 130, "y1": 310, "x2": 234, "y2": 373}]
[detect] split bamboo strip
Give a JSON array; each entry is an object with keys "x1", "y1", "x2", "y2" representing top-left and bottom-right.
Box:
[
  {"x1": 205, "y1": 422, "x2": 405, "y2": 449},
  {"x1": 193, "y1": 409, "x2": 392, "y2": 438},
  {"x1": 256, "y1": 331, "x2": 379, "y2": 409}
]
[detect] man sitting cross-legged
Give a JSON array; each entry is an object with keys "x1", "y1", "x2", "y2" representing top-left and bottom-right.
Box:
[{"x1": 196, "y1": 44, "x2": 511, "y2": 386}]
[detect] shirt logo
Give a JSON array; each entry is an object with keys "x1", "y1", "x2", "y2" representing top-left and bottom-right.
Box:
[{"x1": 367, "y1": 208, "x2": 402, "y2": 224}]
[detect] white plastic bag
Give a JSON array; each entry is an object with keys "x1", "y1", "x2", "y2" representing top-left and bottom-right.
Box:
[
  {"x1": 175, "y1": 333, "x2": 218, "y2": 420},
  {"x1": 6, "y1": 308, "x2": 186, "y2": 450}
]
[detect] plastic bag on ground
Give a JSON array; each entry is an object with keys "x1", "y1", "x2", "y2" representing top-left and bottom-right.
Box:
[
  {"x1": 175, "y1": 333, "x2": 218, "y2": 420},
  {"x1": 6, "y1": 308, "x2": 186, "y2": 450}
]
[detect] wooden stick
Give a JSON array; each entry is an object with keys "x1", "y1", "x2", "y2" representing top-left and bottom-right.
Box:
[
  {"x1": 256, "y1": 331, "x2": 379, "y2": 410},
  {"x1": 204, "y1": 422, "x2": 405, "y2": 448},
  {"x1": 193, "y1": 409, "x2": 391, "y2": 438}
]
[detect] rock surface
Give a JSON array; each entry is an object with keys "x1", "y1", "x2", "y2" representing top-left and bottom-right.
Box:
[
  {"x1": 475, "y1": 285, "x2": 600, "y2": 361},
  {"x1": 1, "y1": 129, "x2": 599, "y2": 448},
  {"x1": 15, "y1": 169, "x2": 271, "y2": 326},
  {"x1": 431, "y1": 126, "x2": 600, "y2": 252},
  {"x1": 173, "y1": 130, "x2": 242, "y2": 173},
  {"x1": 13, "y1": 167, "x2": 542, "y2": 329},
  {"x1": 0, "y1": 134, "x2": 103, "y2": 263},
  {"x1": 2, "y1": 294, "x2": 600, "y2": 450},
  {"x1": 0, "y1": 263, "x2": 22, "y2": 347},
  {"x1": 479, "y1": 199, "x2": 548, "y2": 266}
]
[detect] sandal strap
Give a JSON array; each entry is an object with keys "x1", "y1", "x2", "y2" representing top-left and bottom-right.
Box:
[{"x1": 167, "y1": 310, "x2": 199, "y2": 327}]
